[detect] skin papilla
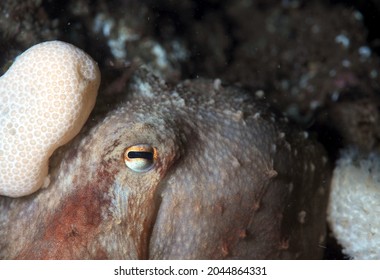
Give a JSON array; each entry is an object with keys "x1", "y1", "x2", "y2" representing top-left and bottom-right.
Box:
[{"x1": 0, "y1": 68, "x2": 331, "y2": 259}]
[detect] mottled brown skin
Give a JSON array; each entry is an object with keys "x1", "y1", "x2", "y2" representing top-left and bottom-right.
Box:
[{"x1": 0, "y1": 69, "x2": 330, "y2": 259}]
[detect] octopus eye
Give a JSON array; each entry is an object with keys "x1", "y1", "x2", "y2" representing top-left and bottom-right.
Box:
[{"x1": 124, "y1": 144, "x2": 156, "y2": 172}]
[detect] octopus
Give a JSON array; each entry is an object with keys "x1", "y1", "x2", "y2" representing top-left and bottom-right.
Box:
[{"x1": 0, "y1": 68, "x2": 331, "y2": 259}]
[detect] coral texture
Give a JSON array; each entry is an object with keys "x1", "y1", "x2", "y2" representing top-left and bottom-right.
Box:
[
  {"x1": 0, "y1": 41, "x2": 100, "y2": 197},
  {"x1": 328, "y1": 148, "x2": 380, "y2": 259}
]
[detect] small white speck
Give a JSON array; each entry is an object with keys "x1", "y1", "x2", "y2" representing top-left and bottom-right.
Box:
[
  {"x1": 310, "y1": 162, "x2": 315, "y2": 172},
  {"x1": 171, "y1": 40, "x2": 188, "y2": 61},
  {"x1": 255, "y1": 90, "x2": 265, "y2": 98},
  {"x1": 331, "y1": 91, "x2": 340, "y2": 102},
  {"x1": 213, "y1": 79, "x2": 222, "y2": 91},
  {"x1": 329, "y1": 69, "x2": 337, "y2": 77},
  {"x1": 279, "y1": 132, "x2": 285, "y2": 139},
  {"x1": 342, "y1": 59, "x2": 351, "y2": 68},
  {"x1": 223, "y1": 109, "x2": 243, "y2": 122},
  {"x1": 108, "y1": 39, "x2": 127, "y2": 59},
  {"x1": 298, "y1": 210, "x2": 307, "y2": 224},
  {"x1": 322, "y1": 156, "x2": 328, "y2": 165},
  {"x1": 370, "y1": 70, "x2": 378, "y2": 79},
  {"x1": 288, "y1": 183, "x2": 294, "y2": 193},
  {"x1": 103, "y1": 21, "x2": 114, "y2": 37},
  {"x1": 253, "y1": 112, "x2": 261, "y2": 120},
  {"x1": 335, "y1": 34, "x2": 350, "y2": 49},
  {"x1": 358, "y1": 46, "x2": 371, "y2": 59},
  {"x1": 231, "y1": 156, "x2": 241, "y2": 168},
  {"x1": 353, "y1": 10, "x2": 363, "y2": 21},
  {"x1": 93, "y1": 14, "x2": 114, "y2": 37},
  {"x1": 171, "y1": 91, "x2": 180, "y2": 98},
  {"x1": 310, "y1": 100, "x2": 320, "y2": 110},
  {"x1": 319, "y1": 234, "x2": 326, "y2": 244},
  {"x1": 152, "y1": 44, "x2": 168, "y2": 68},
  {"x1": 137, "y1": 82, "x2": 154, "y2": 98},
  {"x1": 271, "y1": 144, "x2": 277, "y2": 153}
]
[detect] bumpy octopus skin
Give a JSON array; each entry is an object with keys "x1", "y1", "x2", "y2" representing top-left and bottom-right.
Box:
[{"x1": 0, "y1": 69, "x2": 330, "y2": 259}]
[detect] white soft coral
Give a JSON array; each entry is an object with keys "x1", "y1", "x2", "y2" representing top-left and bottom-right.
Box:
[
  {"x1": 0, "y1": 41, "x2": 100, "y2": 197},
  {"x1": 328, "y1": 148, "x2": 380, "y2": 259}
]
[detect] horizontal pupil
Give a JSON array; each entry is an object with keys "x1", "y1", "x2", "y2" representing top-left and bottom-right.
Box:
[{"x1": 128, "y1": 151, "x2": 153, "y2": 160}]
